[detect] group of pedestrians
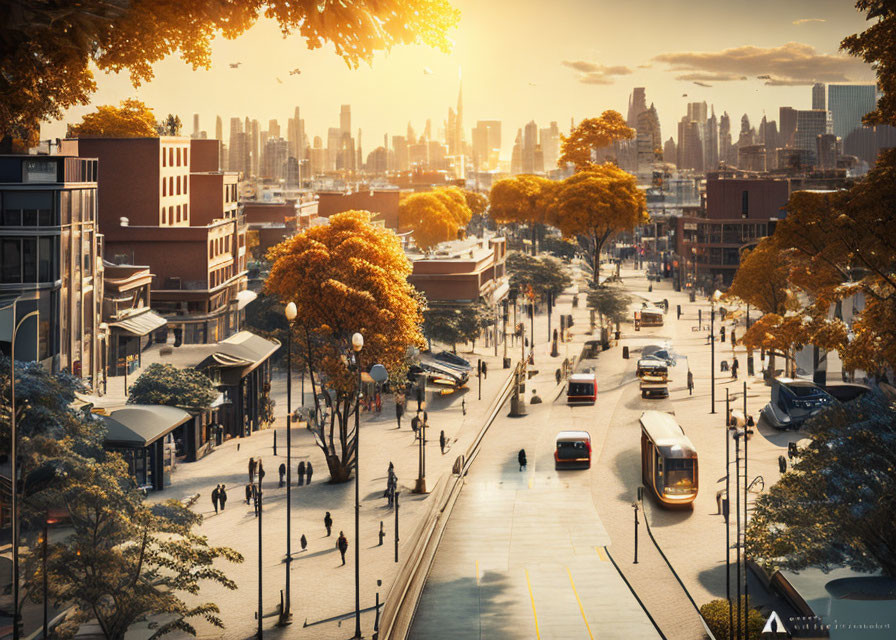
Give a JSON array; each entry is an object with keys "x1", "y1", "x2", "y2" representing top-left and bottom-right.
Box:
[
  {"x1": 322, "y1": 511, "x2": 349, "y2": 566},
  {"x1": 210, "y1": 484, "x2": 228, "y2": 513},
  {"x1": 279, "y1": 460, "x2": 314, "y2": 487}
]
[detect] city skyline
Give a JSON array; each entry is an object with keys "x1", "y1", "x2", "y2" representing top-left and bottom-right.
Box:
[{"x1": 41, "y1": 0, "x2": 874, "y2": 159}]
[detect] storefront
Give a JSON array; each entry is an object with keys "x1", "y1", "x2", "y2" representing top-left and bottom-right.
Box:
[{"x1": 102, "y1": 405, "x2": 191, "y2": 491}]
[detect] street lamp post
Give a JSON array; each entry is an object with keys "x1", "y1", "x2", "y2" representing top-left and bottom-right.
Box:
[
  {"x1": 415, "y1": 399, "x2": 428, "y2": 494},
  {"x1": 98, "y1": 322, "x2": 109, "y2": 396},
  {"x1": 711, "y1": 290, "x2": 722, "y2": 414},
  {"x1": 9, "y1": 306, "x2": 38, "y2": 640},
  {"x1": 281, "y1": 302, "x2": 297, "y2": 625},
  {"x1": 351, "y1": 332, "x2": 364, "y2": 640}
]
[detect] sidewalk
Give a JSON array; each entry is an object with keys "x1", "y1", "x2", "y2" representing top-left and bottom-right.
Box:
[{"x1": 143, "y1": 327, "x2": 523, "y2": 639}]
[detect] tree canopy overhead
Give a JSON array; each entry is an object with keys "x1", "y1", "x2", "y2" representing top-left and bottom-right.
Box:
[
  {"x1": 506, "y1": 251, "x2": 571, "y2": 302},
  {"x1": 0, "y1": 0, "x2": 460, "y2": 143},
  {"x1": 841, "y1": 1, "x2": 896, "y2": 126},
  {"x1": 127, "y1": 363, "x2": 219, "y2": 411},
  {"x1": 400, "y1": 187, "x2": 472, "y2": 251},
  {"x1": 558, "y1": 110, "x2": 634, "y2": 171},
  {"x1": 264, "y1": 210, "x2": 425, "y2": 482},
  {"x1": 488, "y1": 175, "x2": 555, "y2": 226}
]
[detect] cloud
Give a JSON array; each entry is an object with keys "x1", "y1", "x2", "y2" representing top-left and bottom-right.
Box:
[
  {"x1": 652, "y1": 42, "x2": 871, "y2": 86},
  {"x1": 793, "y1": 18, "x2": 826, "y2": 25},
  {"x1": 562, "y1": 60, "x2": 632, "y2": 85},
  {"x1": 637, "y1": 63, "x2": 652, "y2": 69},
  {"x1": 676, "y1": 72, "x2": 747, "y2": 82}
]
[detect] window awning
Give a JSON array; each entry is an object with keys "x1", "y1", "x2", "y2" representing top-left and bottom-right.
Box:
[
  {"x1": 235, "y1": 289, "x2": 258, "y2": 311},
  {"x1": 109, "y1": 310, "x2": 168, "y2": 336}
]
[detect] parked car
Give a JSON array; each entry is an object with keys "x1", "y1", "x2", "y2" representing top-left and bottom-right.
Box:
[
  {"x1": 432, "y1": 351, "x2": 473, "y2": 371},
  {"x1": 760, "y1": 378, "x2": 835, "y2": 430}
]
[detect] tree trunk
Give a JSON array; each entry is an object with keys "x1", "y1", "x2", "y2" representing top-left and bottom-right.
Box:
[{"x1": 325, "y1": 454, "x2": 352, "y2": 483}]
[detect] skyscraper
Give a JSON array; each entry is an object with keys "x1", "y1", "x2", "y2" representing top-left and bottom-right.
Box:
[
  {"x1": 472, "y1": 120, "x2": 501, "y2": 171},
  {"x1": 704, "y1": 107, "x2": 718, "y2": 170},
  {"x1": 522, "y1": 121, "x2": 540, "y2": 173},
  {"x1": 812, "y1": 83, "x2": 826, "y2": 111},
  {"x1": 627, "y1": 87, "x2": 647, "y2": 128},
  {"x1": 540, "y1": 121, "x2": 561, "y2": 172},
  {"x1": 779, "y1": 107, "x2": 798, "y2": 148},
  {"x1": 794, "y1": 109, "x2": 830, "y2": 165},
  {"x1": 340, "y1": 105, "x2": 351, "y2": 135},
  {"x1": 719, "y1": 112, "x2": 732, "y2": 165},
  {"x1": 637, "y1": 105, "x2": 663, "y2": 171},
  {"x1": 828, "y1": 84, "x2": 877, "y2": 139},
  {"x1": 192, "y1": 114, "x2": 200, "y2": 138}
]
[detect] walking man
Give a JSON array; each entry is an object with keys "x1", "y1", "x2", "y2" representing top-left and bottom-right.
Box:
[
  {"x1": 732, "y1": 357, "x2": 740, "y2": 380},
  {"x1": 248, "y1": 457, "x2": 256, "y2": 483},
  {"x1": 337, "y1": 531, "x2": 349, "y2": 566},
  {"x1": 411, "y1": 413, "x2": 420, "y2": 440},
  {"x1": 211, "y1": 484, "x2": 220, "y2": 514},
  {"x1": 439, "y1": 430, "x2": 446, "y2": 455},
  {"x1": 518, "y1": 449, "x2": 527, "y2": 471},
  {"x1": 306, "y1": 461, "x2": 313, "y2": 485},
  {"x1": 298, "y1": 460, "x2": 306, "y2": 487},
  {"x1": 219, "y1": 484, "x2": 227, "y2": 510},
  {"x1": 324, "y1": 511, "x2": 333, "y2": 537},
  {"x1": 481, "y1": 360, "x2": 488, "y2": 379},
  {"x1": 278, "y1": 462, "x2": 286, "y2": 488},
  {"x1": 395, "y1": 397, "x2": 404, "y2": 429},
  {"x1": 245, "y1": 482, "x2": 253, "y2": 505},
  {"x1": 687, "y1": 370, "x2": 694, "y2": 396}
]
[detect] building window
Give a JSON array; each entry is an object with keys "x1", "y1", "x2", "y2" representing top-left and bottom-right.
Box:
[
  {"x1": 169, "y1": 148, "x2": 174, "y2": 166},
  {"x1": 741, "y1": 191, "x2": 749, "y2": 218},
  {"x1": 177, "y1": 204, "x2": 181, "y2": 222},
  {"x1": 184, "y1": 150, "x2": 188, "y2": 166},
  {"x1": 183, "y1": 203, "x2": 188, "y2": 221},
  {"x1": 1, "y1": 238, "x2": 21, "y2": 282},
  {"x1": 162, "y1": 149, "x2": 167, "y2": 167},
  {"x1": 162, "y1": 208, "x2": 167, "y2": 225},
  {"x1": 162, "y1": 179, "x2": 167, "y2": 197}
]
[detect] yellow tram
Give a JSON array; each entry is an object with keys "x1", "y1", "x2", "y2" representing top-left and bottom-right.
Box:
[{"x1": 639, "y1": 410, "x2": 698, "y2": 506}]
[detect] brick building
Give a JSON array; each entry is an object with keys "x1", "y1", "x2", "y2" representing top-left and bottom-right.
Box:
[{"x1": 61, "y1": 137, "x2": 248, "y2": 345}]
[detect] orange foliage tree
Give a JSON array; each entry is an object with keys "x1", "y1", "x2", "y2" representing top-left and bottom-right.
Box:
[
  {"x1": 400, "y1": 187, "x2": 472, "y2": 251},
  {"x1": 771, "y1": 154, "x2": 896, "y2": 375},
  {"x1": 0, "y1": 0, "x2": 459, "y2": 144},
  {"x1": 265, "y1": 211, "x2": 425, "y2": 482},
  {"x1": 66, "y1": 98, "x2": 158, "y2": 138},
  {"x1": 489, "y1": 175, "x2": 556, "y2": 254},
  {"x1": 558, "y1": 110, "x2": 635, "y2": 171},
  {"x1": 549, "y1": 164, "x2": 647, "y2": 285}
]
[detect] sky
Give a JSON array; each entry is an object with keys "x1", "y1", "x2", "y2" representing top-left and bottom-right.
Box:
[{"x1": 42, "y1": 0, "x2": 876, "y2": 160}]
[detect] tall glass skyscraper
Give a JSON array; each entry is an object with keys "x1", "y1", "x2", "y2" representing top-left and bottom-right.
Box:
[{"x1": 828, "y1": 84, "x2": 877, "y2": 140}]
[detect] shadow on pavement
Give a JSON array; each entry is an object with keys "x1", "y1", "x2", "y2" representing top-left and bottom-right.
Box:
[{"x1": 409, "y1": 571, "x2": 513, "y2": 639}]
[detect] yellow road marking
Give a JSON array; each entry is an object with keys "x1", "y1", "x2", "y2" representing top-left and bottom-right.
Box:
[
  {"x1": 595, "y1": 546, "x2": 609, "y2": 562},
  {"x1": 567, "y1": 567, "x2": 595, "y2": 639},
  {"x1": 525, "y1": 569, "x2": 541, "y2": 639}
]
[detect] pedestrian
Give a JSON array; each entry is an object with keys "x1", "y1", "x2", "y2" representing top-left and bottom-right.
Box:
[
  {"x1": 337, "y1": 531, "x2": 348, "y2": 565},
  {"x1": 248, "y1": 457, "x2": 256, "y2": 483},
  {"x1": 278, "y1": 462, "x2": 286, "y2": 488},
  {"x1": 219, "y1": 484, "x2": 227, "y2": 510},
  {"x1": 252, "y1": 483, "x2": 260, "y2": 517},
  {"x1": 258, "y1": 461, "x2": 265, "y2": 486},
  {"x1": 306, "y1": 461, "x2": 313, "y2": 485},
  {"x1": 732, "y1": 357, "x2": 739, "y2": 379},
  {"x1": 481, "y1": 360, "x2": 488, "y2": 379},
  {"x1": 211, "y1": 484, "x2": 220, "y2": 514},
  {"x1": 555, "y1": 369, "x2": 562, "y2": 385},
  {"x1": 411, "y1": 413, "x2": 420, "y2": 439},
  {"x1": 518, "y1": 449, "x2": 527, "y2": 471},
  {"x1": 439, "y1": 430, "x2": 446, "y2": 455},
  {"x1": 375, "y1": 392, "x2": 382, "y2": 413},
  {"x1": 385, "y1": 463, "x2": 394, "y2": 497},
  {"x1": 324, "y1": 511, "x2": 333, "y2": 536},
  {"x1": 731, "y1": 328, "x2": 737, "y2": 347},
  {"x1": 298, "y1": 460, "x2": 306, "y2": 486},
  {"x1": 300, "y1": 534, "x2": 307, "y2": 551},
  {"x1": 395, "y1": 399, "x2": 404, "y2": 429},
  {"x1": 461, "y1": 398, "x2": 466, "y2": 416},
  {"x1": 245, "y1": 482, "x2": 253, "y2": 505},
  {"x1": 687, "y1": 370, "x2": 694, "y2": 396}
]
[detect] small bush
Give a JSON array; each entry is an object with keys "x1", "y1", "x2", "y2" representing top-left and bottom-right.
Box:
[{"x1": 700, "y1": 597, "x2": 764, "y2": 639}]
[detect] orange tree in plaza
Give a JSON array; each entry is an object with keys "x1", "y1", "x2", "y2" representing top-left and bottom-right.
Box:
[
  {"x1": 558, "y1": 110, "x2": 635, "y2": 171},
  {"x1": 400, "y1": 187, "x2": 473, "y2": 251},
  {"x1": 549, "y1": 163, "x2": 648, "y2": 286},
  {"x1": 489, "y1": 175, "x2": 556, "y2": 253},
  {"x1": 0, "y1": 0, "x2": 460, "y2": 147},
  {"x1": 265, "y1": 211, "x2": 425, "y2": 483}
]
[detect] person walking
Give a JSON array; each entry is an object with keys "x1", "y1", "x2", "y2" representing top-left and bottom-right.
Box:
[
  {"x1": 211, "y1": 485, "x2": 220, "y2": 514},
  {"x1": 219, "y1": 484, "x2": 227, "y2": 510},
  {"x1": 732, "y1": 357, "x2": 740, "y2": 380},
  {"x1": 411, "y1": 413, "x2": 420, "y2": 440},
  {"x1": 298, "y1": 460, "x2": 306, "y2": 487},
  {"x1": 248, "y1": 457, "x2": 256, "y2": 483},
  {"x1": 518, "y1": 449, "x2": 527, "y2": 471},
  {"x1": 461, "y1": 398, "x2": 466, "y2": 416},
  {"x1": 300, "y1": 534, "x2": 307, "y2": 552},
  {"x1": 257, "y1": 460, "x2": 265, "y2": 486},
  {"x1": 481, "y1": 360, "x2": 488, "y2": 379},
  {"x1": 439, "y1": 430, "x2": 446, "y2": 455},
  {"x1": 305, "y1": 461, "x2": 313, "y2": 485},
  {"x1": 337, "y1": 531, "x2": 348, "y2": 565},
  {"x1": 324, "y1": 511, "x2": 333, "y2": 537},
  {"x1": 395, "y1": 398, "x2": 404, "y2": 429},
  {"x1": 278, "y1": 462, "x2": 286, "y2": 488},
  {"x1": 245, "y1": 482, "x2": 253, "y2": 505},
  {"x1": 687, "y1": 370, "x2": 694, "y2": 396}
]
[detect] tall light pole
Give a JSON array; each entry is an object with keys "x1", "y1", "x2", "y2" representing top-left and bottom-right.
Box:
[
  {"x1": 9, "y1": 305, "x2": 38, "y2": 640},
  {"x1": 351, "y1": 332, "x2": 364, "y2": 640},
  {"x1": 280, "y1": 302, "x2": 297, "y2": 625},
  {"x1": 711, "y1": 290, "x2": 722, "y2": 414}
]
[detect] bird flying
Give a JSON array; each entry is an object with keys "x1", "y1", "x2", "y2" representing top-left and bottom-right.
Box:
[
  {"x1": 693, "y1": 81, "x2": 711, "y2": 88},
  {"x1": 757, "y1": 74, "x2": 772, "y2": 80},
  {"x1": 229, "y1": 62, "x2": 241, "y2": 68},
  {"x1": 289, "y1": 68, "x2": 301, "y2": 76},
  {"x1": 276, "y1": 77, "x2": 283, "y2": 84}
]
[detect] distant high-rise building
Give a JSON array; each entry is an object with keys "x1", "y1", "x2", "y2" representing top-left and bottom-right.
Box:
[
  {"x1": 192, "y1": 114, "x2": 200, "y2": 138},
  {"x1": 687, "y1": 101, "x2": 708, "y2": 124},
  {"x1": 228, "y1": 117, "x2": 249, "y2": 176},
  {"x1": 816, "y1": 133, "x2": 841, "y2": 169},
  {"x1": 540, "y1": 121, "x2": 561, "y2": 172},
  {"x1": 627, "y1": 87, "x2": 647, "y2": 128},
  {"x1": 828, "y1": 84, "x2": 876, "y2": 140},
  {"x1": 407, "y1": 122, "x2": 416, "y2": 145},
  {"x1": 268, "y1": 119, "x2": 280, "y2": 139},
  {"x1": 261, "y1": 137, "x2": 288, "y2": 180},
  {"x1": 637, "y1": 105, "x2": 663, "y2": 171},
  {"x1": 677, "y1": 118, "x2": 705, "y2": 172},
  {"x1": 215, "y1": 116, "x2": 223, "y2": 142},
  {"x1": 340, "y1": 105, "x2": 351, "y2": 135},
  {"x1": 511, "y1": 129, "x2": 523, "y2": 174},
  {"x1": 472, "y1": 120, "x2": 501, "y2": 171},
  {"x1": 779, "y1": 107, "x2": 798, "y2": 148},
  {"x1": 310, "y1": 136, "x2": 326, "y2": 175},
  {"x1": 455, "y1": 75, "x2": 464, "y2": 164},
  {"x1": 663, "y1": 137, "x2": 677, "y2": 163},
  {"x1": 704, "y1": 107, "x2": 718, "y2": 170},
  {"x1": 737, "y1": 114, "x2": 754, "y2": 147},
  {"x1": 522, "y1": 120, "x2": 540, "y2": 173},
  {"x1": 392, "y1": 135, "x2": 409, "y2": 171},
  {"x1": 794, "y1": 109, "x2": 830, "y2": 165},
  {"x1": 249, "y1": 119, "x2": 259, "y2": 176},
  {"x1": 719, "y1": 112, "x2": 732, "y2": 165},
  {"x1": 812, "y1": 83, "x2": 826, "y2": 111}
]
